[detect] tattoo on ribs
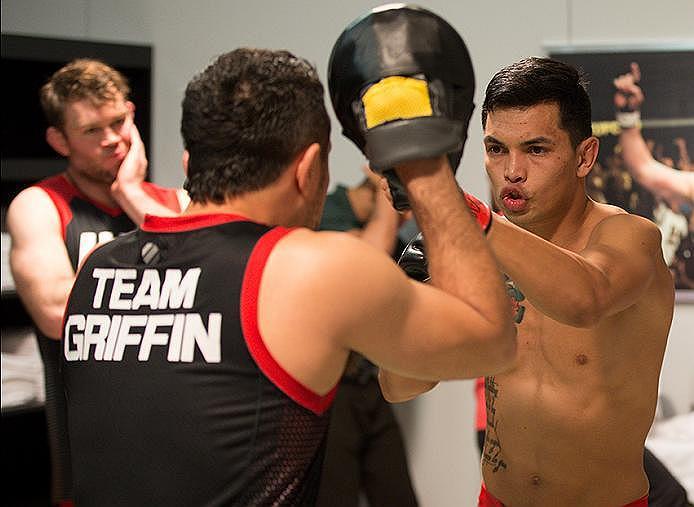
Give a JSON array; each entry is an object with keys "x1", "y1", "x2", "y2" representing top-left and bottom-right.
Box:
[{"x1": 482, "y1": 376, "x2": 508, "y2": 473}]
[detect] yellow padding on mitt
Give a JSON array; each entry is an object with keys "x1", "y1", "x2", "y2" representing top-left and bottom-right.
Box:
[{"x1": 362, "y1": 76, "x2": 433, "y2": 129}]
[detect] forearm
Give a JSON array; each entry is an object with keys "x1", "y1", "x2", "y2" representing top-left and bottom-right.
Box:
[
  {"x1": 675, "y1": 140, "x2": 691, "y2": 171},
  {"x1": 620, "y1": 129, "x2": 694, "y2": 202},
  {"x1": 402, "y1": 160, "x2": 509, "y2": 325},
  {"x1": 358, "y1": 203, "x2": 401, "y2": 254},
  {"x1": 372, "y1": 161, "x2": 515, "y2": 399},
  {"x1": 111, "y1": 181, "x2": 178, "y2": 225},
  {"x1": 619, "y1": 128, "x2": 658, "y2": 177}
]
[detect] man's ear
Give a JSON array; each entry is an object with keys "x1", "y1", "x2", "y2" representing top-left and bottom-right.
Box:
[
  {"x1": 46, "y1": 127, "x2": 70, "y2": 157},
  {"x1": 182, "y1": 150, "x2": 190, "y2": 177},
  {"x1": 294, "y1": 143, "x2": 321, "y2": 196},
  {"x1": 576, "y1": 136, "x2": 599, "y2": 178}
]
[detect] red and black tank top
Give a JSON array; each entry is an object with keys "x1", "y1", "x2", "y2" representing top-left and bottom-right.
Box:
[
  {"x1": 62, "y1": 213, "x2": 336, "y2": 506},
  {"x1": 31, "y1": 173, "x2": 180, "y2": 503},
  {"x1": 35, "y1": 173, "x2": 181, "y2": 269}
]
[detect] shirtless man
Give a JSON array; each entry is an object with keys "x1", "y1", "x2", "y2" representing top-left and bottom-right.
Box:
[{"x1": 382, "y1": 57, "x2": 675, "y2": 506}]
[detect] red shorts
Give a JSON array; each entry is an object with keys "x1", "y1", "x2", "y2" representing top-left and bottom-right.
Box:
[{"x1": 478, "y1": 483, "x2": 648, "y2": 506}]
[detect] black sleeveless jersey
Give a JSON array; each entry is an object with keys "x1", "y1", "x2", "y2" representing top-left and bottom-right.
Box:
[
  {"x1": 32, "y1": 174, "x2": 180, "y2": 502},
  {"x1": 62, "y1": 213, "x2": 336, "y2": 506},
  {"x1": 37, "y1": 173, "x2": 181, "y2": 270}
]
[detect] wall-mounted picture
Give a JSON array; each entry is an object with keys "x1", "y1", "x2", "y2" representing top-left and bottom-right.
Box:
[{"x1": 548, "y1": 45, "x2": 694, "y2": 298}]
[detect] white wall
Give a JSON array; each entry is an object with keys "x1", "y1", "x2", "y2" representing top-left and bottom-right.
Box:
[{"x1": 3, "y1": 1, "x2": 693, "y2": 505}]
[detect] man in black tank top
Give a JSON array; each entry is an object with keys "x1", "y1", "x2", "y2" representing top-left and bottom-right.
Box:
[
  {"x1": 61, "y1": 47, "x2": 517, "y2": 506},
  {"x1": 316, "y1": 174, "x2": 418, "y2": 506},
  {"x1": 7, "y1": 59, "x2": 184, "y2": 506}
]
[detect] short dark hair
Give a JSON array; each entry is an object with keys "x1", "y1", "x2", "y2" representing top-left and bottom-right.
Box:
[
  {"x1": 40, "y1": 58, "x2": 130, "y2": 129},
  {"x1": 481, "y1": 57, "x2": 592, "y2": 147},
  {"x1": 181, "y1": 48, "x2": 331, "y2": 204}
]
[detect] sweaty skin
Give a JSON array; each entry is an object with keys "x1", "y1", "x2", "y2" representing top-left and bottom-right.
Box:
[
  {"x1": 379, "y1": 102, "x2": 674, "y2": 506},
  {"x1": 483, "y1": 212, "x2": 672, "y2": 505},
  {"x1": 480, "y1": 104, "x2": 674, "y2": 506}
]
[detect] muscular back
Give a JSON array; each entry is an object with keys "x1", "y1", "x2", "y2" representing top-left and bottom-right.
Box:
[{"x1": 483, "y1": 203, "x2": 674, "y2": 506}]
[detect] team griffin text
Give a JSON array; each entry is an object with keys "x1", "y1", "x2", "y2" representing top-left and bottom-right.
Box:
[{"x1": 63, "y1": 268, "x2": 222, "y2": 363}]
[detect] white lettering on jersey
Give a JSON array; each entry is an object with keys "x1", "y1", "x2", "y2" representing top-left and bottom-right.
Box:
[
  {"x1": 64, "y1": 314, "x2": 85, "y2": 361},
  {"x1": 139, "y1": 314, "x2": 174, "y2": 360},
  {"x1": 90, "y1": 268, "x2": 202, "y2": 310},
  {"x1": 159, "y1": 268, "x2": 201, "y2": 309},
  {"x1": 110, "y1": 270, "x2": 138, "y2": 310},
  {"x1": 103, "y1": 315, "x2": 122, "y2": 361},
  {"x1": 112, "y1": 315, "x2": 148, "y2": 360},
  {"x1": 83, "y1": 314, "x2": 111, "y2": 360},
  {"x1": 64, "y1": 313, "x2": 222, "y2": 363},
  {"x1": 78, "y1": 231, "x2": 114, "y2": 266},
  {"x1": 65, "y1": 266, "x2": 219, "y2": 363},
  {"x1": 167, "y1": 314, "x2": 186, "y2": 362},
  {"x1": 92, "y1": 268, "x2": 115, "y2": 308},
  {"x1": 131, "y1": 270, "x2": 161, "y2": 310},
  {"x1": 180, "y1": 313, "x2": 221, "y2": 363}
]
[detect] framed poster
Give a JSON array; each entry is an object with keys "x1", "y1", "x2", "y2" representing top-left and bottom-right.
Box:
[{"x1": 548, "y1": 44, "x2": 694, "y2": 300}]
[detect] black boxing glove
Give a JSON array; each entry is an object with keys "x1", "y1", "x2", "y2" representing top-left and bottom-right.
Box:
[
  {"x1": 397, "y1": 232, "x2": 429, "y2": 282},
  {"x1": 397, "y1": 192, "x2": 492, "y2": 281},
  {"x1": 328, "y1": 5, "x2": 476, "y2": 211}
]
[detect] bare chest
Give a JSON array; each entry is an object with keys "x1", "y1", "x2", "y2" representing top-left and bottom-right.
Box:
[{"x1": 506, "y1": 293, "x2": 613, "y2": 383}]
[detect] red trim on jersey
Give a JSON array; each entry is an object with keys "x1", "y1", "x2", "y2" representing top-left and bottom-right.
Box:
[
  {"x1": 141, "y1": 213, "x2": 250, "y2": 232},
  {"x1": 141, "y1": 182, "x2": 182, "y2": 213},
  {"x1": 34, "y1": 174, "x2": 77, "y2": 240},
  {"x1": 36, "y1": 175, "x2": 181, "y2": 239},
  {"x1": 39, "y1": 173, "x2": 123, "y2": 216},
  {"x1": 240, "y1": 227, "x2": 337, "y2": 415}
]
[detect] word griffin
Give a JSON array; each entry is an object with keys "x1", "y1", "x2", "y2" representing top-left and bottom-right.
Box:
[{"x1": 64, "y1": 267, "x2": 221, "y2": 363}]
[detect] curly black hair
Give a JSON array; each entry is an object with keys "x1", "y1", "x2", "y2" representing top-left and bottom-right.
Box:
[{"x1": 181, "y1": 48, "x2": 331, "y2": 203}]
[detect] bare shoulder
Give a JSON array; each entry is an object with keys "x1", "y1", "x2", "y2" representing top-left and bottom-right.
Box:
[
  {"x1": 271, "y1": 228, "x2": 403, "y2": 291},
  {"x1": 589, "y1": 203, "x2": 661, "y2": 251},
  {"x1": 588, "y1": 203, "x2": 672, "y2": 297},
  {"x1": 264, "y1": 228, "x2": 409, "y2": 324},
  {"x1": 259, "y1": 227, "x2": 411, "y2": 354},
  {"x1": 8, "y1": 185, "x2": 57, "y2": 215},
  {"x1": 6, "y1": 186, "x2": 61, "y2": 241}
]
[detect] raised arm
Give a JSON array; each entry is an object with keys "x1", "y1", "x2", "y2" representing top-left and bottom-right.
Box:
[
  {"x1": 377, "y1": 157, "x2": 516, "y2": 375},
  {"x1": 346, "y1": 158, "x2": 514, "y2": 391},
  {"x1": 488, "y1": 212, "x2": 665, "y2": 327},
  {"x1": 7, "y1": 187, "x2": 76, "y2": 339},
  {"x1": 614, "y1": 63, "x2": 694, "y2": 204},
  {"x1": 673, "y1": 137, "x2": 691, "y2": 172},
  {"x1": 260, "y1": 156, "x2": 516, "y2": 398}
]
